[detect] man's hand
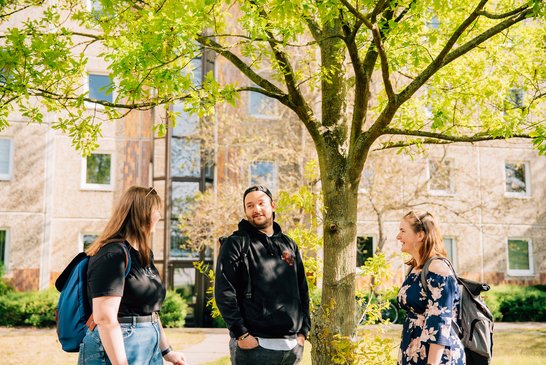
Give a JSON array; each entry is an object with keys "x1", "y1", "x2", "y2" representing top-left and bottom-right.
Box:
[
  {"x1": 237, "y1": 334, "x2": 259, "y2": 349},
  {"x1": 297, "y1": 334, "x2": 305, "y2": 346}
]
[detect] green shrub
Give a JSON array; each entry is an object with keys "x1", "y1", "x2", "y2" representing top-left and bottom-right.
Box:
[
  {"x1": 0, "y1": 289, "x2": 58, "y2": 327},
  {"x1": 160, "y1": 290, "x2": 188, "y2": 328},
  {"x1": 484, "y1": 285, "x2": 546, "y2": 322},
  {"x1": 0, "y1": 265, "x2": 14, "y2": 295}
]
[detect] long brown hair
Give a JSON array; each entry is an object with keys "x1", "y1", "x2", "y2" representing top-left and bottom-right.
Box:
[
  {"x1": 403, "y1": 210, "x2": 447, "y2": 269},
  {"x1": 86, "y1": 186, "x2": 161, "y2": 266}
]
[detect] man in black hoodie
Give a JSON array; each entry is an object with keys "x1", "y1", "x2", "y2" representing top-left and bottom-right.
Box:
[{"x1": 215, "y1": 185, "x2": 311, "y2": 365}]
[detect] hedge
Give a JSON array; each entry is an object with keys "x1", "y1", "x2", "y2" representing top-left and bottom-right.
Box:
[
  {"x1": 0, "y1": 287, "x2": 189, "y2": 328},
  {"x1": 483, "y1": 285, "x2": 546, "y2": 322}
]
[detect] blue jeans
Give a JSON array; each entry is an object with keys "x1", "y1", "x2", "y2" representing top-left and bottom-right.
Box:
[
  {"x1": 78, "y1": 322, "x2": 163, "y2": 365},
  {"x1": 229, "y1": 338, "x2": 304, "y2": 365}
]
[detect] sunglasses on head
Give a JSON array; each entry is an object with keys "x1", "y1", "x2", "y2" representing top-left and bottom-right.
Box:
[
  {"x1": 145, "y1": 186, "x2": 157, "y2": 198},
  {"x1": 411, "y1": 211, "x2": 427, "y2": 233}
]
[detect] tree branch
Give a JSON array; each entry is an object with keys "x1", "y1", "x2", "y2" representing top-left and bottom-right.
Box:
[
  {"x1": 195, "y1": 35, "x2": 286, "y2": 98},
  {"x1": 247, "y1": 0, "x2": 311, "y2": 113},
  {"x1": 477, "y1": 4, "x2": 529, "y2": 19},
  {"x1": 442, "y1": 7, "x2": 533, "y2": 66},
  {"x1": 236, "y1": 86, "x2": 289, "y2": 101},
  {"x1": 398, "y1": 0, "x2": 490, "y2": 104},
  {"x1": 376, "y1": 127, "x2": 533, "y2": 150},
  {"x1": 201, "y1": 33, "x2": 321, "y2": 47},
  {"x1": 0, "y1": 2, "x2": 42, "y2": 20},
  {"x1": 340, "y1": 0, "x2": 394, "y2": 101},
  {"x1": 13, "y1": 85, "x2": 187, "y2": 110}
]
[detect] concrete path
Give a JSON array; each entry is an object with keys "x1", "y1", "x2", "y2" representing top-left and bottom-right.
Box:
[{"x1": 174, "y1": 328, "x2": 230, "y2": 365}]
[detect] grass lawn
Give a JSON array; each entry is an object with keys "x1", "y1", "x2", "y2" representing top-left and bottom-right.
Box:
[
  {"x1": 1, "y1": 324, "x2": 544, "y2": 365},
  {"x1": 202, "y1": 324, "x2": 546, "y2": 365},
  {"x1": 0, "y1": 327, "x2": 204, "y2": 365}
]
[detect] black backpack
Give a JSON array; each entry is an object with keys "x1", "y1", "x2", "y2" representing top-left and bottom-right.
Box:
[
  {"x1": 421, "y1": 257, "x2": 494, "y2": 365},
  {"x1": 219, "y1": 232, "x2": 252, "y2": 299}
]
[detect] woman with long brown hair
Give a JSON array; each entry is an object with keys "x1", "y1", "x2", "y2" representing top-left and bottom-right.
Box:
[
  {"x1": 396, "y1": 211, "x2": 464, "y2": 365},
  {"x1": 79, "y1": 186, "x2": 187, "y2": 365}
]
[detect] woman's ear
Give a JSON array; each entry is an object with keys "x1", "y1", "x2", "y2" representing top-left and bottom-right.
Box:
[{"x1": 416, "y1": 230, "x2": 425, "y2": 242}]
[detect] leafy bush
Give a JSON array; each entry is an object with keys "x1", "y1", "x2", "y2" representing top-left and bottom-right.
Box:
[
  {"x1": 0, "y1": 289, "x2": 58, "y2": 327},
  {"x1": 0, "y1": 265, "x2": 14, "y2": 295},
  {"x1": 484, "y1": 285, "x2": 546, "y2": 322},
  {"x1": 160, "y1": 290, "x2": 188, "y2": 328}
]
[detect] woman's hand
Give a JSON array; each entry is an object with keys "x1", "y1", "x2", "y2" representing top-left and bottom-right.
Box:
[
  {"x1": 164, "y1": 350, "x2": 187, "y2": 365},
  {"x1": 296, "y1": 334, "x2": 305, "y2": 346},
  {"x1": 237, "y1": 334, "x2": 259, "y2": 349}
]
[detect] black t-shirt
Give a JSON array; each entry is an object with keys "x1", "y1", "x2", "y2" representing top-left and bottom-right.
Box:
[{"x1": 87, "y1": 242, "x2": 166, "y2": 316}]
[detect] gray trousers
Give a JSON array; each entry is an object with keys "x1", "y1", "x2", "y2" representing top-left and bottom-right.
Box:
[{"x1": 229, "y1": 338, "x2": 304, "y2": 365}]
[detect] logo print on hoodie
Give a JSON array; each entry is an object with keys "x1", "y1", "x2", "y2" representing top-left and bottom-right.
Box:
[{"x1": 281, "y1": 250, "x2": 294, "y2": 266}]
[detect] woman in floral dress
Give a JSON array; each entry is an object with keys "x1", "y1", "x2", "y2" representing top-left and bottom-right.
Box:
[{"x1": 396, "y1": 211, "x2": 465, "y2": 365}]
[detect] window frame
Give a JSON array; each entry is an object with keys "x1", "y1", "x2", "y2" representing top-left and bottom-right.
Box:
[
  {"x1": 248, "y1": 87, "x2": 280, "y2": 119},
  {"x1": 504, "y1": 161, "x2": 531, "y2": 198},
  {"x1": 248, "y1": 160, "x2": 278, "y2": 192},
  {"x1": 80, "y1": 233, "x2": 100, "y2": 252},
  {"x1": 443, "y1": 237, "x2": 457, "y2": 271},
  {"x1": 84, "y1": 72, "x2": 114, "y2": 109},
  {"x1": 0, "y1": 137, "x2": 13, "y2": 180},
  {"x1": 506, "y1": 238, "x2": 534, "y2": 277},
  {"x1": 426, "y1": 158, "x2": 454, "y2": 196},
  {"x1": 356, "y1": 235, "x2": 377, "y2": 269},
  {"x1": 81, "y1": 152, "x2": 114, "y2": 191},
  {"x1": 0, "y1": 228, "x2": 10, "y2": 271}
]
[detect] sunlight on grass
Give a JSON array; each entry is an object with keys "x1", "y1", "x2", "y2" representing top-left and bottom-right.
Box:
[
  {"x1": 0, "y1": 327, "x2": 204, "y2": 365},
  {"x1": 1, "y1": 325, "x2": 545, "y2": 365}
]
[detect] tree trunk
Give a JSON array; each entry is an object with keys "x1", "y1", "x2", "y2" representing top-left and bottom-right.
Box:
[{"x1": 311, "y1": 158, "x2": 359, "y2": 365}]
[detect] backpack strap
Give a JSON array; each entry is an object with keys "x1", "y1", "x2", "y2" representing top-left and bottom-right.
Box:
[
  {"x1": 240, "y1": 232, "x2": 252, "y2": 299},
  {"x1": 420, "y1": 256, "x2": 457, "y2": 295},
  {"x1": 220, "y1": 231, "x2": 252, "y2": 299},
  {"x1": 86, "y1": 242, "x2": 132, "y2": 331},
  {"x1": 420, "y1": 256, "x2": 463, "y2": 337}
]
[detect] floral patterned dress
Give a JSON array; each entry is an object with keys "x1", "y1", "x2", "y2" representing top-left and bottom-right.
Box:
[{"x1": 397, "y1": 269, "x2": 465, "y2": 365}]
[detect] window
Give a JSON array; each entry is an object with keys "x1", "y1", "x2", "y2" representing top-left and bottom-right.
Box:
[
  {"x1": 171, "y1": 139, "x2": 201, "y2": 178},
  {"x1": 505, "y1": 162, "x2": 530, "y2": 197},
  {"x1": 82, "y1": 153, "x2": 113, "y2": 190},
  {"x1": 249, "y1": 89, "x2": 279, "y2": 118},
  {"x1": 507, "y1": 238, "x2": 534, "y2": 276},
  {"x1": 171, "y1": 182, "x2": 200, "y2": 258},
  {"x1": 356, "y1": 236, "x2": 375, "y2": 267},
  {"x1": 0, "y1": 229, "x2": 8, "y2": 270},
  {"x1": 87, "y1": 0, "x2": 104, "y2": 19},
  {"x1": 81, "y1": 234, "x2": 98, "y2": 251},
  {"x1": 427, "y1": 159, "x2": 453, "y2": 194},
  {"x1": 507, "y1": 88, "x2": 525, "y2": 109},
  {"x1": 87, "y1": 73, "x2": 113, "y2": 104},
  {"x1": 249, "y1": 161, "x2": 278, "y2": 192},
  {"x1": 0, "y1": 138, "x2": 13, "y2": 180},
  {"x1": 443, "y1": 237, "x2": 456, "y2": 269}
]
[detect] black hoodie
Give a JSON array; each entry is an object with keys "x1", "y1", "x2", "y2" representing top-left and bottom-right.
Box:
[{"x1": 215, "y1": 219, "x2": 311, "y2": 339}]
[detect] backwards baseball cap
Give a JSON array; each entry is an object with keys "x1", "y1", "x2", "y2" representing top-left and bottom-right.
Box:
[{"x1": 243, "y1": 185, "x2": 273, "y2": 203}]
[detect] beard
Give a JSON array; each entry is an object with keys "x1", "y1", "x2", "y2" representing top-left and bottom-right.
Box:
[{"x1": 247, "y1": 213, "x2": 274, "y2": 230}]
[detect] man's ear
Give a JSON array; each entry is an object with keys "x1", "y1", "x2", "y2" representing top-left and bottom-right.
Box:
[{"x1": 271, "y1": 200, "x2": 276, "y2": 210}]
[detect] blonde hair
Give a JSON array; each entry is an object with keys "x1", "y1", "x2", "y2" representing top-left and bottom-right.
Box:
[
  {"x1": 403, "y1": 210, "x2": 447, "y2": 269},
  {"x1": 86, "y1": 186, "x2": 161, "y2": 266}
]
